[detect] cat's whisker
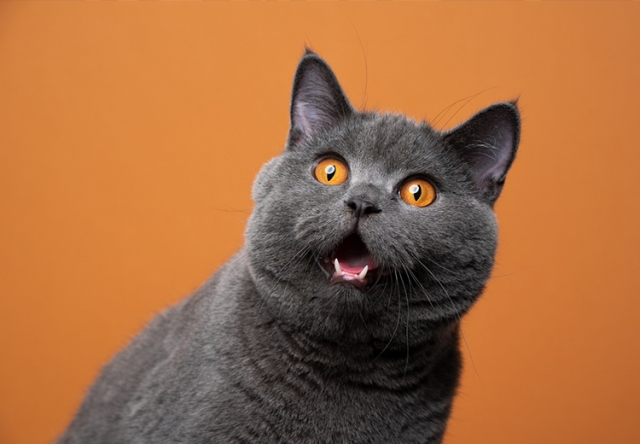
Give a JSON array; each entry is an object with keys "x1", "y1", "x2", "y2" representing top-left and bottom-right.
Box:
[
  {"x1": 386, "y1": 274, "x2": 394, "y2": 312},
  {"x1": 431, "y1": 97, "x2": 469, "y2": 128},
  {"x1": 396, "y1": 269, "x2": 411, "y2": 379},
  {"x1": 349, "y1": 20, "x2": 369, "y2": 111},
  {"x1": 373, "y1": 270, "x2": 403, "y2": 363},
  {"x1": 252, "y1": 245, "x2": 312, "y2": 329},
  {"x1": 416, "y1": 259, "x2": 460, "y2": 320},
  {"x1": 458, "y1": 324, "x2": 483, "y2": 388},
  {"x1": 405, "y1": 266, "x2": 435, "y2": 311},
  {"x1": 437, "y1": 86, "x2": 497, "y2": 130},
  {"x1": 421, "y1": 256, "x2": 455, "y2": 274},
  {"x1": 358, "y1": 294, "x2": 368, "y2": 329},
  {"x1": 415, "y1": 260, "x2": 481, "y2": 381}
]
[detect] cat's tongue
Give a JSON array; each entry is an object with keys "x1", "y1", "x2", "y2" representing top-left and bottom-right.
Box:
[{"x1": 332, "y1": 234, "x2": 378, "y2": 276}]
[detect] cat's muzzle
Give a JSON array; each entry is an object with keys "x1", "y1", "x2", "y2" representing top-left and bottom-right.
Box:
[{"x1": 317, "y1": 233, "x2": 380, "y2": 290}]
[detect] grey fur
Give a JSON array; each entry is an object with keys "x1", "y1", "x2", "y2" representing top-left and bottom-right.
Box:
[{"x1": 58, "y1": 51, "x2": 520, "y2": 444}]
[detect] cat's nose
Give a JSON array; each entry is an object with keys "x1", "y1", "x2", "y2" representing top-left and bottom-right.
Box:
[{"x1": 345, "y1": 197, "x2": 381, "y2": 219}]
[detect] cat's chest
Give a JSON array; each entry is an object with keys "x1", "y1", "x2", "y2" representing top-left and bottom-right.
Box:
[
  {"x1": 121, "y1": 339, "x2": 454, "y2": 444},
  {"x1": 200, "y1": 330, "x2": 458, "y2": 443},
  {"x1": 196, "y1": 369, "x2": 453, "y2": 443}
]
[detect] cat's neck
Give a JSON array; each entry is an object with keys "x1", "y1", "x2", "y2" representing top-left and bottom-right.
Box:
[
  {"x1": 222, "y1": 253, "x2": 461, "y2": 389},
  {"x1": 261, "y1": 318, "x2": 460, "y2": 390}
]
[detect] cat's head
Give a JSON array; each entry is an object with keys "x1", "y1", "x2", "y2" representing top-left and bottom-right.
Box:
[{"x1": 245, "y1": 51, "x2": 519, "y2": 341}]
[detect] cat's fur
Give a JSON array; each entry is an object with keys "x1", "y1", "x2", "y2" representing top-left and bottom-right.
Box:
[{"x1": 58, "y1": 51, "x2": 520, "y2": 444}]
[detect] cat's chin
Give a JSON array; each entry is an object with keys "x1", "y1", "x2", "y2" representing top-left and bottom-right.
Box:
[{"x1": 316, "y1": 233, "x2": 383, "y2": 290}]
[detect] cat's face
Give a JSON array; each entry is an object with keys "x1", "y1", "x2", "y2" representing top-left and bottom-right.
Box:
[{"x1": 245, "y1": 52, "x2": 519, "y2": 341}]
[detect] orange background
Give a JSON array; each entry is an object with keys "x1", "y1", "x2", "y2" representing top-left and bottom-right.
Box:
[{"x1": 1, "y1": 2, "x2": 639, "y2": 443}]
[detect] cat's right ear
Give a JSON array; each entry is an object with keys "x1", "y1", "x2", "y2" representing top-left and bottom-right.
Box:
[{"x1": 287, "y1": 50, "x2": 354, "y2": 148}]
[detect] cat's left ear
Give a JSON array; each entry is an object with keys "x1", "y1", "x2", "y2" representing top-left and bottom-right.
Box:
[
  {"x1": 443, "y1": 102, "x2": 520, "y2": 205},
  {"x1": 287, "y1": 50, "x2": 354, "y2": 148}
]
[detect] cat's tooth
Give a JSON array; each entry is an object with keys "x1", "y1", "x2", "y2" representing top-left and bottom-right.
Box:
[
  {"x1": 358, "y1": 265, "x2": 369, "y2": 280},
  {"x1": 334, "y1": 259, "x2": 343, "y2": 275}
]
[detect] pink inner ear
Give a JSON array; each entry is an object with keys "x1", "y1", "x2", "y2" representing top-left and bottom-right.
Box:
[
  {"x1": 293, "y1": 101, "x2": 316, "y2": 137},
  {"x1": 471, "y1": 126, "x2": 515, "y2": 192}
]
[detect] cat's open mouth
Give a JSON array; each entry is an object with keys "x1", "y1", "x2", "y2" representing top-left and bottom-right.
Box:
[{"x1": 318, "y1": 234, "x2": 379, "y2": 289}]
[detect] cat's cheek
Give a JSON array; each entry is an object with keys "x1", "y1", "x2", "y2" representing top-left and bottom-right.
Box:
[{"x1": 251, "y1": 157, "x2": 283, "y2": 202}]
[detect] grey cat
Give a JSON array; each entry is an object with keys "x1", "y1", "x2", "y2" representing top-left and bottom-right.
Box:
[{"x1": 58, "y1": 50, "x2": 520, "y2": 444}]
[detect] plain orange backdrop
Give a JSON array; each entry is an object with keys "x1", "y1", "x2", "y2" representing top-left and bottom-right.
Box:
[{"x1": 1, "y1": 2, "x2": 640, "y2": 443}]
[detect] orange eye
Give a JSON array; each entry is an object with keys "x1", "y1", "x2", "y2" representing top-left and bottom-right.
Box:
[
  {"x1": 400, "y1": 179, "x2": 436, "y2": 207},
  {"x1": 314, "y1": 158, "x2": 349, "y2": 185}
]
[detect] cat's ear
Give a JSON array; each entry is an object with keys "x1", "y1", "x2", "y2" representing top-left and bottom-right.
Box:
[
  {"x1": 443, "y1": 102, "x2": 520, "y2": 205},
  {"x1": 287, "y1": 50, "x2": 354, "y2": 148}
]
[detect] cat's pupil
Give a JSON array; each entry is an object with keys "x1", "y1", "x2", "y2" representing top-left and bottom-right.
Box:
[
  {"x1": 325, "y1": 164, "x2": 336, "y2": 181},
  {"x1": 409, "y1": 184, "x2": 421, "y2": 201}
]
